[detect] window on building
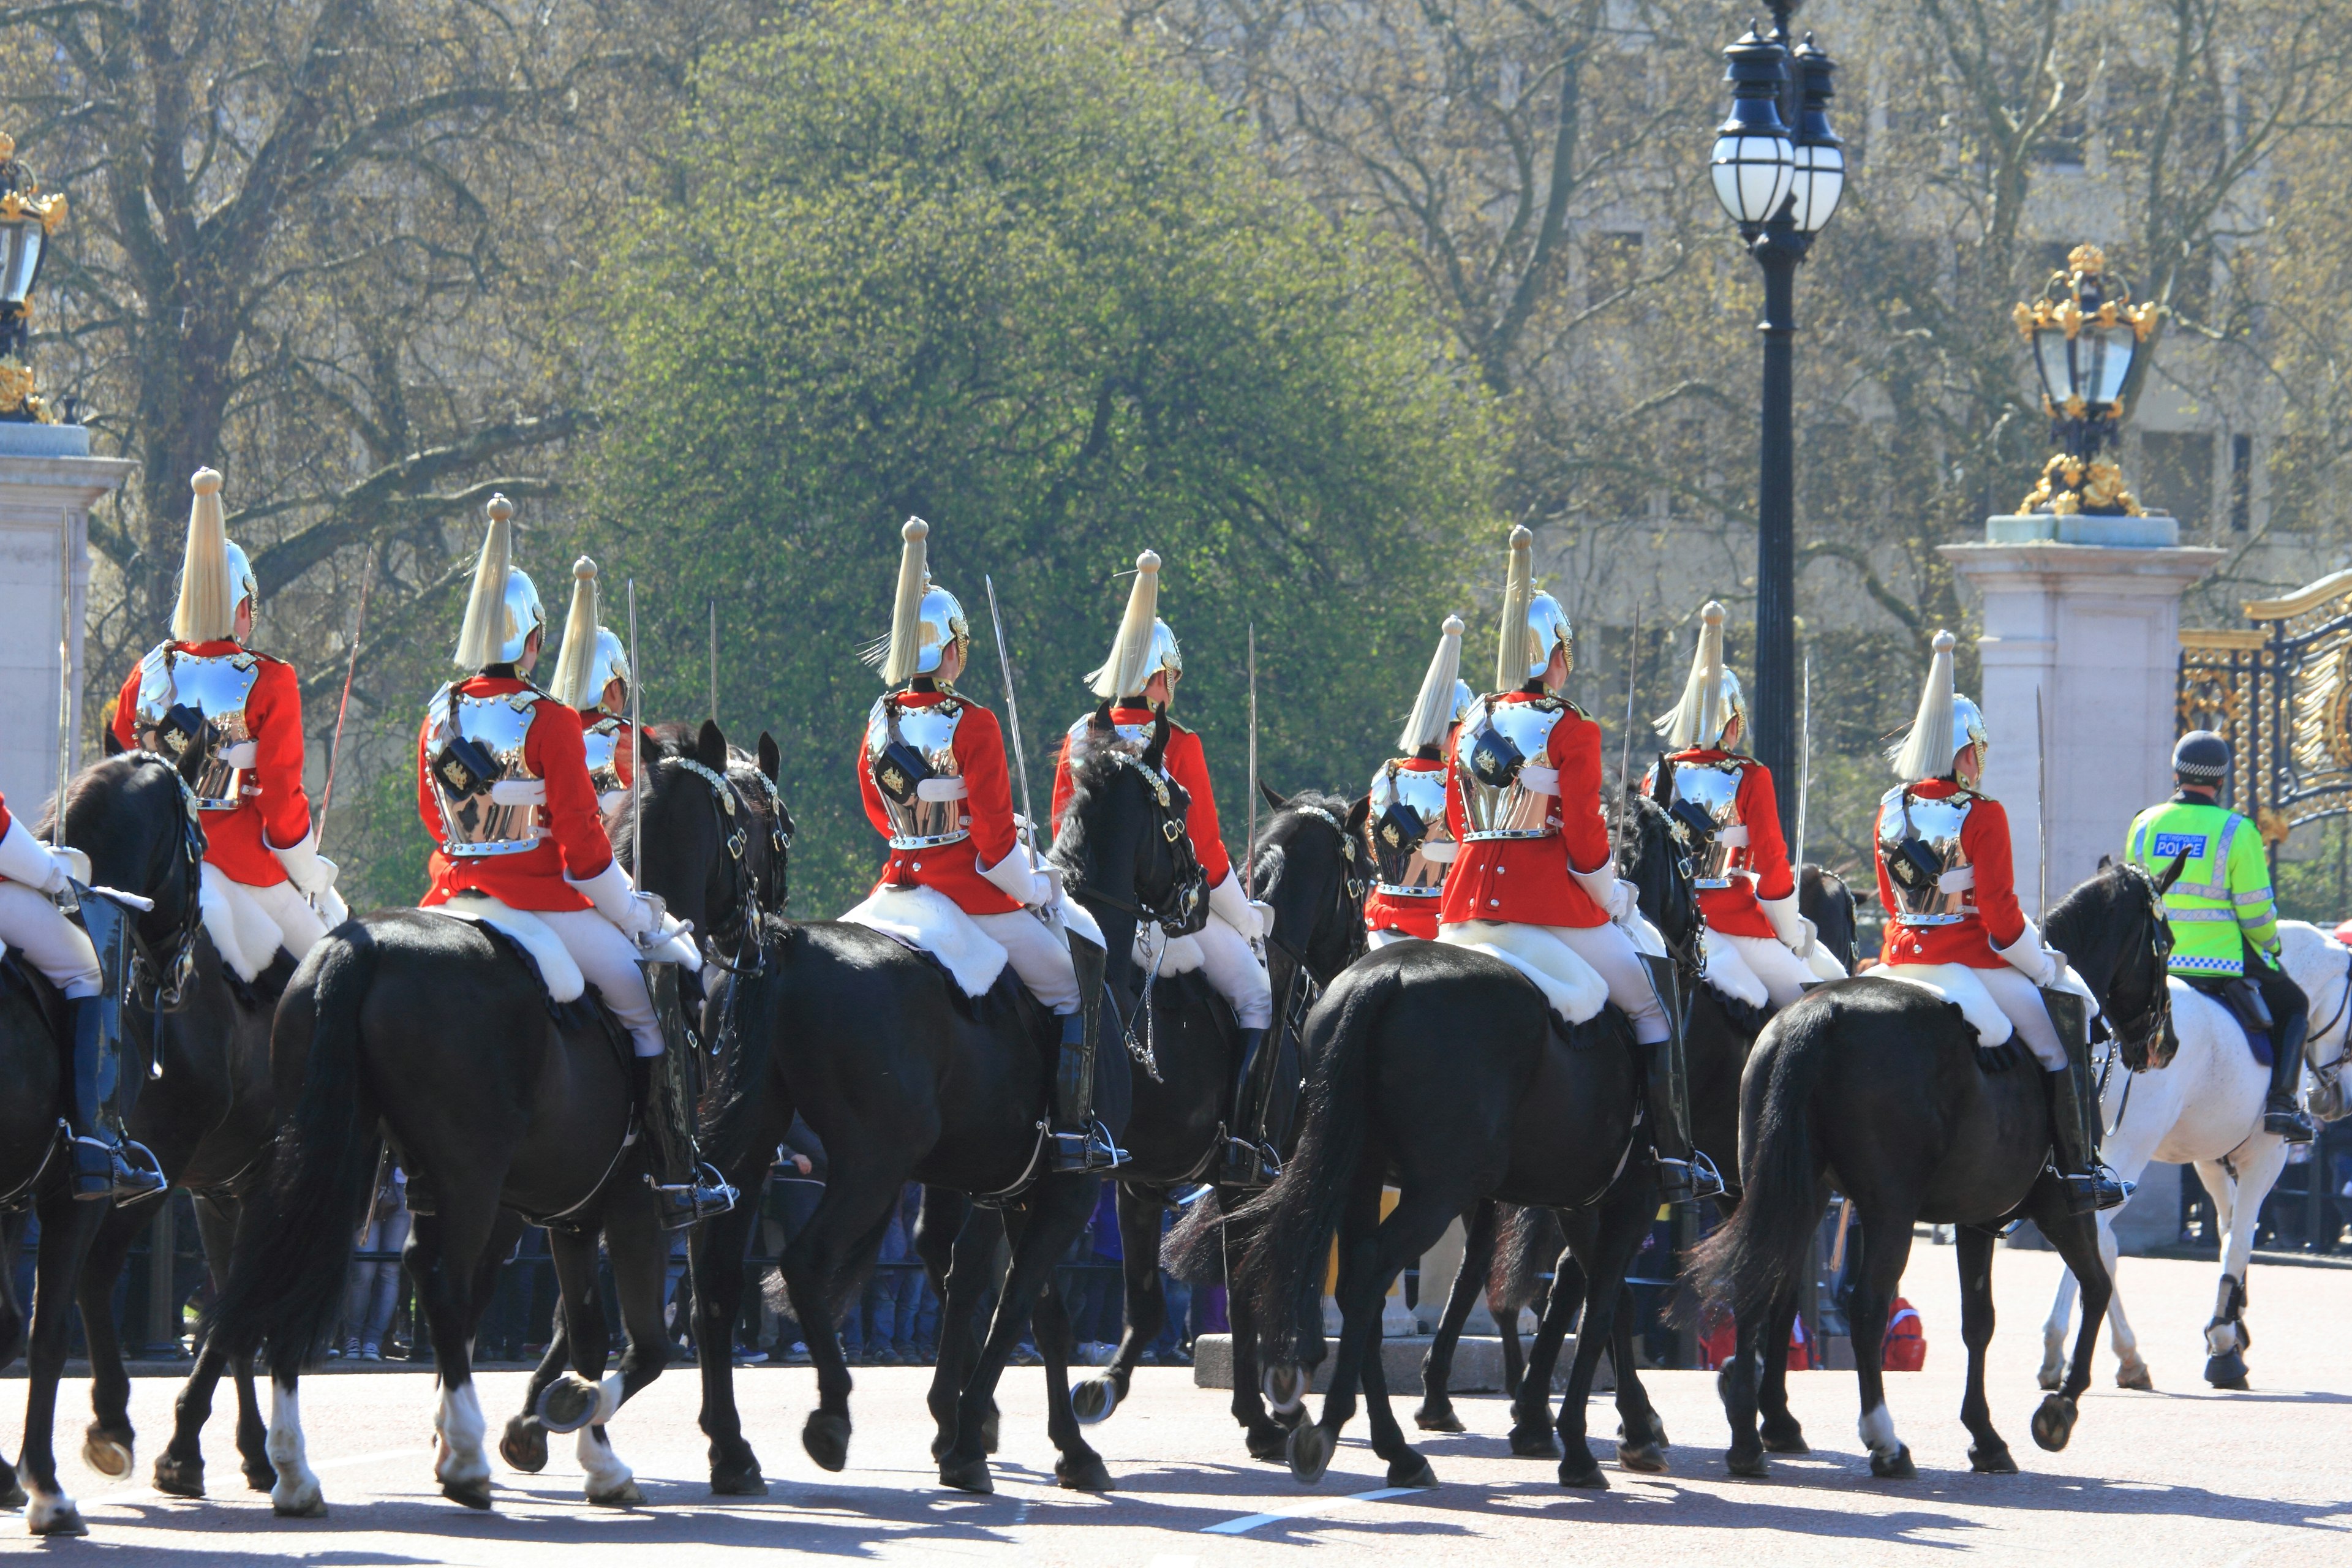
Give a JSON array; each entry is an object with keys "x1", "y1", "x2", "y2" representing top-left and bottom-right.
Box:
[
  {"x1": 2230, "y1": 433, "x2": 2253, "y2": 532},
  {"x1": 2139, "y1": 431, "x2": 2215, "y2": 530}
]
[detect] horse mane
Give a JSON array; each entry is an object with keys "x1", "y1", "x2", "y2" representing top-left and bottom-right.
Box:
[
  {"x1": 2044, "y1": 858, "x2": 2154, "y2": 989},
  {"x1": 1046, "y1": 739, "x2": 1142, "y2": 875},
  {"x1": 39, "y1": 750, "x2": 175, "y2": 836}
]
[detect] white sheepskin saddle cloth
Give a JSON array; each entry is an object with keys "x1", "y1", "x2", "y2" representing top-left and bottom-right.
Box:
[
  {"x1": 841, "y1": 884, "x2": 1007, "y2": 1000},
  {"x1": 199, "y1": 863, "x2": 283, "y2": 984},
  {"x1": 1871, "y1": 962, "x2": 2010, "y2": 1047},
  {"x1": 1435, "y1": 920, "x2": 1610, "y2": 1027},
  {"x1": 427, "y1": 892, "x2": 586, "y2": 1003}
]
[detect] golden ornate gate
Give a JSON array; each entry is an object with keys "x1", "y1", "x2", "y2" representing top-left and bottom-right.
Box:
[{"x1": 2177, "y1": 568, "x2": 2352, "y2": 850}]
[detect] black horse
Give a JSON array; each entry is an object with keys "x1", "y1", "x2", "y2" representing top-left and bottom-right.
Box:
[
  {"x1": 1695, "y1": 858, "x2": 2176, "y2": 1478},
  {"x1": 0, "y1": 752, "x2": 204, "y2": 1534},
  {"x1": 1238, "y1": 790, "x2": 1701, "y2": 1490},
  {"x1": 1414, "y1": 859, "x2": 1863, "y2": 1465},
  {"x1": 197, "y1": 719, "x2": 755, "y2": 1515},
  {"x1": 689, "y1": 711, "x2": 1210, "y2": 1495},
  {"x1": 1060, "y1": 782, "x2": 1368, "y2": 1453}
]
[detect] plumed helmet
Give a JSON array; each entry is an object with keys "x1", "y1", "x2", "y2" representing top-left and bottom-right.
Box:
[
  {"x1": 171, "y1": 469, "x2": 257, "y2": 641},
  {"x1": 452, "y1": 495, "x2": 545, "y2": 668},
  {"x1": 1492, "y1": 526, "x2": 1572, "y2": 687},
  {"x1": 223, "y1": 541, "x2": 258, "y2": 619},
  {"x1": 1888, "y1": 630, "x2": 1988, "y2": 782},
  {"x1": 1452, "y1": 679, "x2": 1476, "y2": 725},
  {"x1": 1654, "y1": 600, "x2": 1748, "y2": 749},
  {"x1": 551, "y1": 557, "x2": 635, "y2": 710},
  {"x1": 1089, "y1": 551, "x2": 1182, "y2": 699},
  {"x1": 869, "y1": 517, "x2": 971, "y2": 683},
  {"x1": 2173, "y1": 729, "x2": 2230, "y2": 782},
  {"x1": 587, "y1": 628, "x2": 632, "y2": 704},
  {"x1": 1397, "y1": 614, "x2": 1466, "y2": 752}
]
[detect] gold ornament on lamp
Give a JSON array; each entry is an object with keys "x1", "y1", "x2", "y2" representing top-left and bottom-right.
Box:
[{"x1": 2012, "y1": 244, "x2": 2159, "y2": 517}]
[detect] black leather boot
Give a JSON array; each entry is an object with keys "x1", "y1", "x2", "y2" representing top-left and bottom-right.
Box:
[
  {"x1": 2044, "y1": 993, "x2": 2130, "y2": 1215},
  {"x1": 2264, "y1": 1003, "x2": 2314, "y2": 1142},
  {"x1": 1638, "y1": 955, "x2": 1720, "y2": 1205},
  {"x1": 1047, "y1": 934, "x2": 1123, "y2": 1173},
  {"x1": 66, "y1": 996, "x2": 165, "y2": 1204},
  {"x1": 1220, "y1": 1027, "x2": 1275, "y2": 1185},
  {"x1": 633, "y1": 1050, "x2": 737, "y2": 1230}
]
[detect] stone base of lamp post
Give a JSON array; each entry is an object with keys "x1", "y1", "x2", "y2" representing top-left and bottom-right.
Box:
[
  {"x1": 1942, "y1": 514, "x2": 2223, "y2": 921},
  {"x1": 0, "y1": 421, "x2": 135, "y2": 807}
]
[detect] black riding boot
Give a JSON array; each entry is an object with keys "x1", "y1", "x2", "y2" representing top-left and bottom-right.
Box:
[
  {"x1": 1638, "y1": 954, "x2": 1721, "y2": 1206},
  {"x1": 633, "y1": 1052, "x2": 737, "y2": 1230},
  {"x1": 2044, "y1": 992, "x2": 2130, "y2": 1215},
  {"x1": 1219, "y1": 1027, "x2": 1276, "y2": 1185},
  {"x1": 1047, "y1": 934, "x2": 1123, "y2": 1174},
  {"x1": 2261, "y1": 983, "x2": 2314, "y2": 1143},
  {"x1": 66, "y1": 996, "x2": 165, "y2": 1204}
]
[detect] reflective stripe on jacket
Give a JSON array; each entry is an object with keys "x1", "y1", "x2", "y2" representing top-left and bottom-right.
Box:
[{"x1": 2125, "y1": 796, "x2": 2279, "y2": 977}]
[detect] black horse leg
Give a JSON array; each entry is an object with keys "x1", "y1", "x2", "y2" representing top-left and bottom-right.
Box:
[
  {"x1": 1847, "y1": 1201, "x2": 1918, "y2": 1479},
  {"x1": 18, "y1": 1191, "x2": 105, "y2": 1532},
  {"x1": 917, "y1": 1189, "x2": 993, "y2": 1460},
  {"x1": 1357, "y1": 1284, "x2": 1439, "y2": 1489},
  {"x1": 500, "y1": 1305, "x2": 568, "y2": 1474},
  {"x1": 1028, "y1": 1255, "x2": 1114, "y2": 1491},
  {"x1": 187, "y1": 1194, "x2": 275, "y2": 1491},
  {"x1": 406, "y1": 1199, "x2": 502, "y2": 1508},
  {"x1": 780, "y1": 1159, "x2": 907, "y2": 1474},
  {"x1": 1756, "y1": 1284, "x2": 1809, "y2": 1453},
  {"x1": 1508, "y1": 1243, "x2": 1581, "y2": 1457},
  {"x1": 1415, "y1": 1199, "x2": 1496, "y2": 1433},
  {"x1": 1610, "y1": 1283, "x2": 1668, "y2": 1471},
  {"x1": 1550, "y1": 1189, "x2": 1650, "y2": 1490},
  {"x1": 1074, "y1": 1182, "x2": 1167, "y2": 1425},
  {"x1": 2027, "y1": 1183, "x2": 2111, "y2": 1455},
  {"x1": 1225, "y1": 1205, "x2": 1295, "y2": 1460},
  {"x1": 694, "y1": 1152, "x2": 775, "y2": 1491},
  {"x1": 938, "y1": 1174, "x2": 1100, "y2": 1493},
  {"x1": 1953, "y1": 1224, "x2": 2013, "y2": 1471},
  {"x1": 75, "y1": 1199, "x2": 148, "y2": 1482},
  {"x1": 577, "y1": 1186, "x2": 672, "y2": 1504}
]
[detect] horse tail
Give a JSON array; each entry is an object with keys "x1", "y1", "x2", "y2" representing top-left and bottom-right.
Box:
[
  {"x1": 1691, "y1": 1000, "x2": 1836, "y2": 1321},
  {"x1": 206, "y1": 925, "x2": 384, "y2": 1376},
  {"x1": 1236, "y1": 959, "x2": 1400, "y2": 1365}
]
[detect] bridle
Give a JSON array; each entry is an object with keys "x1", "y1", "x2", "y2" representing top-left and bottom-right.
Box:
[
  {"x1": 2297, "y1": 943, "x2": 2352, "y2": 1120},
  {"x1": 2105, "y1": 867, "x2": 2177, "y2": 1071},
  {"x1": 660, "y1": 755, "x2": 761, "y2": 974},
  {"x1": 1063, "y1": 750, "x2": 1207, "y2": 934},
  {"x1": 1257, "y1": 802, "x2": 1368, "y2": 978},
  {"x1": 122, "y1": 753, "x2": 208, "y2": 1011},
  {"x1": 1621, "y1": 793, "x2": 1705, "y2": 982}
]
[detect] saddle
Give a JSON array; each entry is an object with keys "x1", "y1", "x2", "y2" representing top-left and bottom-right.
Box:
[{"x1": 2184, "y1": 974, "x2": 2273, "y2": 1066}]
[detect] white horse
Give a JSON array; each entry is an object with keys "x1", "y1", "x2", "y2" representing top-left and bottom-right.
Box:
[{"x1": 2038, "y1": 919, "x2": 2352, "y2": 1392}]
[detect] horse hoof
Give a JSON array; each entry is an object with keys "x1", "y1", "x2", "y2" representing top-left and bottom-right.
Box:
[
  {"x1": 1387, "y1": 1454, "x2": 1438, "y2": 1489},
  {"x1": 2116, "y1": 1360, "x2": 2154, "y2": 1392},
  {"x1": 711, "y1": 1463, "x2": 769, "y2": 1496},
  {"x1": 1558, "y1": 1451, "x2": 1608, "y2": 1490},
  {"x1": 443, "y1": 1479, "x2": 494, "y2": 1510},
  {"x1": 0, "y1": 1480, "x2": 25, "y2": 1510},
  {"x1": 2203, "y1": 1351, "x2": 2249, "y2": 1391},
  {"x1": 1071, "y1": 1378, "x2": 1119, "y2": 1426},
  {"x1": 1969, "y1": 1442, "x2": 2018, "y2": 1474},
  {"x1": 1245, "y1": 1423, "x2": 1290, "y2": 1463},
  {"x1": 588, "y1": 1479, "x2": 645, "y2": 1507},
  {"x1": 1055, "y1": 1453, "x2": 1115, "y2": 1492},
  {"x1": 500, "y1": 1416, "x2": 549, "y2": 1474},
  {"x1": 537, "y1": 1374, "x2": 601, "y2": 1436},
  {"x1": 2030, "y1": 1395, "x2": 2077, "y2": 1452},
  {"x1": 83, "y1": 1433, "x2": 134, "y2": 1480},
  {"x1": 1413, "y1": 1406, "x2": 1465, "y2": 1433},
  {"x1": 1870, "y1": 1444, "x2": 1917, "y2": 1480},
  {"x1": 940, "y1": 1457, "x2": 994, "y2": 1494},
  {"x1": 803, "y1": 1411, "x2": 851, "y2": 1473},
  {"x1": 1264, "y1": 1363, "x2": 1308, "y2": 1415},
  {"x1": 1725, "y1": 1448, "x2": 1770, "y2": 1480},
  {"x1": 981, "y1": 1408, "x2": 1001, "y2": 1455},
  {"x1": 1618, "y1": 1441, "x2": 1668, "y2": 1474},
  {"x1": 26, "y1": 1499, "x2": 87, "y2": 1536},
  {"x1": 2035, "y1": 1365, "x2": 2063, "y2": 1392},
  {"x1": 1759, "y1": 1422, "x2": 1809, "y2": 1455},
  {"x1": 151, "y1": 1454, "x2": 205, "y2": 1498},
  {"x1": 1286, "y1": 1423, "x2": 1335, "y2": 1486},
  {"x1": 272, "y1": 1491, "x2": 329, "y2": 1518},
  {"x1": 242, "y1": 1457, "x2": 277, "y2": 1493},
  {"x1": 1509, "y1": 1425, "x2": 1562, "y2": 1460}
]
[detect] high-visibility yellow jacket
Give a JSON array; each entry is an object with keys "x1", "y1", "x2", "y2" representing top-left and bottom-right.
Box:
[{"x1": 2125, "y1": 795, "x2": 2280, "y2": 978}]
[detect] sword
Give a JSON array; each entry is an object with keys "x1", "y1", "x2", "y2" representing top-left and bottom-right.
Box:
[
  {"x1": 982, "y1": 575, "x2": 1040, "y2": 856},
  {"x1": 1245, "y1": 624, "x2": 1259, "y2": 902},
  {"x1": 629, "y1": 578, "x2": 646, "y2": 891},
  {"x1": 315, "y1": 552, "x2": 377, "y2": 852},
  {"x1": 1793, "y1": 648, "x2": 1812, "y2": 874},
  {"x1": 54, "y1": 540, "x2": 70, "y2": 847},
  {"x1": 1616, "y1": 606, "x2": 1641, "y2": 864},
  {"x1": 2037, "y1": 684, "x2": 2049, "y2": 919}
]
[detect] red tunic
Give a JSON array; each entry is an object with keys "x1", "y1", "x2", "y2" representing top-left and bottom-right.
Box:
[
  {"x1": 1664, "y1": 748, "x2": 1794, "y2": 941},
  {"x1": 1363, "y1": 753, "x2": 1447, "y2": 942},
  {"x1": 1438, "y1": 692, "x2": 1612, "y2": 930},
  {"x1": 415, "y1": 676, "x2": 614, "y2": 911},
  {"x1": 580, "y1": 709, "x2": 636, "y2": 791},
  {"x1": 1874, "y1": 780, "x2": 2025, "y2": 968},
  {"x1": 858, "y1": 688, "x2": 1023, "y2": 916},
  {"x1": 111, "y1": 641, "x2": 310, "y2": 887},
  {"x1": 0, "y1": 793, "x2": 13, "y2": 839},
  {"x1": 1050, "y1": 706, "x2": 1234, "y2": 886}
]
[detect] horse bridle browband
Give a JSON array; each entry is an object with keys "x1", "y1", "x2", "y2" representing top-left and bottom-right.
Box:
[{"x1": 125, "y1": 754, "x2": 208, "y2": 1011}]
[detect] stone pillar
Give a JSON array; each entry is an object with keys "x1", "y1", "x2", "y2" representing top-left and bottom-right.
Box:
[
  {"x1": 1941, "y1": 514, "x2": 2223, "y2": 919},
  {"x1": 0, "y1": 424, "x2": 136, "y2": 810}
]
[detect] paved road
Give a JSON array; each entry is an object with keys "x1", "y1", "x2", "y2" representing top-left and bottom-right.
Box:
[{"x1": 2, "y1": 1248, "x2": 2345, "y2": 1564}]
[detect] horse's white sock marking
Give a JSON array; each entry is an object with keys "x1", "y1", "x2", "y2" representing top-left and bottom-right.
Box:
[
  {"x1": 595, "y1": 1371, "x2": 625, "y2": 1426},
  {"x1": 434, "y1": 1380, "x2": 491, "y2": 1491},
  {"x1": 268, "y1": 1380, "x2": 324, "y2": 1515},
  {"x1": 23, "y1": 1480, "x2": 80, "y2": 1533},
  {"x1": 1857, "y1": 1401, "x2": 1900, "y2": 1457},
  {"x1": 577, "y1": 1424, "x2": 638, "y2": 1502}
]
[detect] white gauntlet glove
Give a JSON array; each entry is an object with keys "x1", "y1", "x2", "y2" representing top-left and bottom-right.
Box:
[
  {"x1": 0, "y1": 816, "x2": 80, "y2": 895},
  {"x1": 571, "y1": 859, "x2": 657, "y2": 938},
  {"x1": 268, "y1": 826, "x2": 339, "y2": 898},
  {"x1": 1994, "y1": 919, "x2": 2060, "y2": 988},
  {"x1": 1208, "y1": 869, "x2": 1264, "y2": 938}
]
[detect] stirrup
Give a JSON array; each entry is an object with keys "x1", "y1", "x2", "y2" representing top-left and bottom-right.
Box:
[
  {"x1": 1218, "y1": 1136, "x2": 1284, "y2": 1188},
  {"x1": 648, "y1": 1163, "x2": 738, "y2": 1229},
  {"x1": 1046, "y1": 1121, "x2": 1126, "y2": 1175},
  {"x1": 70, "y1": 1136, "x2": 167, "y2": 1204},
  {"x1": 2052, "y1": 1161, "x2": 2133, "y2": 1217},
  {"x1": 2265, "y1": 1103, "x2": 2315, "y2": 1144},
  {"x1": 1655, "y1": 1152, "x2": 1722, "y2": 1205}
]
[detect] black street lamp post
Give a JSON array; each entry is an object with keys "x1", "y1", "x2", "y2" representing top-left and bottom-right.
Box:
[{"x1": 1711, "y1": 7, "x2": 1842, "y2": 838}]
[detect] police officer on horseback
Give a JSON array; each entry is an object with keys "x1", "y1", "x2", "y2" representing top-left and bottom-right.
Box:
[
  {"x1": 1365, "y1": 616, "x2": 1470, "y2": 948},
  {"x1": 418, "y1": 496, "x2": 733, "y2": 1227},
  {"x1": 1051, "y1": 550, "x2": 1275, "y2": 1183},
  {"x1": 2126, "y1": 731, "x2": 2312, "y2": 1142},
  {"x1": 551, "y1": 557, "x2": 636, "y2": 816},
  {"x1": 110, "y1": 469, "x2": 345, "y2": 964},
  {"x1": 1440, "y1": 527, "x2": 1719, "y2": 1206},
  {"x1": 1872, "y1": 631, "x2": 2127, "y2": 1213},
  {"x1": 862, "y1": 519, "x2": 1121, "y2": 1173}
]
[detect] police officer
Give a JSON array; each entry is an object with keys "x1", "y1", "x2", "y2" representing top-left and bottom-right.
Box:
[{"x1": 2127, "y1": 731, "x2": 2312, "y2": 1141}]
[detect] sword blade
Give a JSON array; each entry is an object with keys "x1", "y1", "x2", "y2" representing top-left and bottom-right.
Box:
[
  {"x1": 629, "y1": 578, "x2": 645, "y2": 887},
  {"x1": 1246, "y1": 624, "x2": 1258, "y2": 901},
  {"x1": 1794, "y1": 648, "x2": 1811, "y2": 874},
  {"x1": 982, "y1": 575, "x2": 1039, "y2": 856},
  {"x1": 2037, "y1": 684, "x2": 2049, "y2": 919},
  {"x1": 316, "y1": 552, "x2": 377, "y2": 852}
]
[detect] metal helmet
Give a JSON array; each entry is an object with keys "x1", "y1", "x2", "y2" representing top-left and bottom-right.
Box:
[
  {"x1": 1452, "y1": 679, "x2": 1476, "y2": 725},
  {"x1": 1089, "y1": 551, "x2": 1182, "y2": 698},
  {"x1": 1519, "y1": 591, "x2": 1575, "y2": 683},
  {"x1": 873, "y1": 517, "x2": 973, "y2": 682},
  {"x1": 587, "y1": 627, "x2": 631, "y2": 706},
  {"x1": 2173, "y1": 729, "x2": 2230, "y2": 782},
  {"x1": 1654, "y1": 601, "x2": 1746, "y2": 748},
  {"x1": 1492, "y1": 526, "x2": 1572, "y2": 687},
  {"x1": 452, "y1": 495, "x2": 545, "y2": 668},
  {"x1": 1889, "y1": 630, "x2": 1989, "y2": 782},
  {"x1": 1140, "y1": 617, "x2": 1183, "y2": 687},
  {"x1": 1951, "y1": 694, "x2": 1990, "y2": 774},
  {"x1": 224, "y1": 540, "x2": 258, "y2": 622}
]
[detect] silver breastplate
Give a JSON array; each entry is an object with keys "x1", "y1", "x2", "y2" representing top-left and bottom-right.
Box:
[
  {"x1": 1877, "y1": 785, "x2": 1977, "y2": 925},
  {"x1": 867, "y1": 696, "x2": 970, "y2": 850},
  {"x1": 582, "y1": 714, "x2": 628, "y2": 804},
  {"x1": 1454, "y1": 696, "x2": 1567, "y2": 840},
  {"x1": 1368, "y1": 761, "x2": 1455, "y2": 896},
  {"x1": 1670, "y1": 760, "x2": 1747, "y2": 889},
  {"x1": 425, "y1": 685, "x2": 549, "y2": 857},
  {"x1": 132, "y1": 645, "x2": 261, "y2": 810}
]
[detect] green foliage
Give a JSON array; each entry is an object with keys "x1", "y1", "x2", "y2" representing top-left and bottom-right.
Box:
[{"x1": 590, "y1": 0, "x2": 1500, "y2": 914}]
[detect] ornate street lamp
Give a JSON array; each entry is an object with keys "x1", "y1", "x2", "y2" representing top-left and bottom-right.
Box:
[
  {"x1": 2012, "y1": 244, "x2": 2160, "y2": 516},
  {"x1": 0, "y1": 132, "x2": 69, "y2": 424},
  {"x1": 1709, "y1": 7, "x2": 1842, "y2": 838}
]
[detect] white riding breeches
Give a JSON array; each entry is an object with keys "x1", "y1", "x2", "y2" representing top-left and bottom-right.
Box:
[
  {"x1": 0, "y1": 881, "x2": 102, "y2": 998},
  {"x1": 1366, "y1": 927, "x2": 1416, "y2": 951},
  {"x1": 1717, "y1": 932, "x2": 1817, "y2": 1010},
  {"x1": 1196, "y1": 911, "x2": 1275, "y2": 1029},
  {"x1": 1977, "y1": 963, "x2": 2087, "y2": 1073},
  {"x1": 970, "y1": 908, "x2": 1080, "y2": 1014},
  {"x1": 244, "y1": 879, "x2": 330, "y2": 961},
  {"x1": 1539, "y1": 921, "x2": 1670, "y2": 1043},
  {"x1": 537, "y1": 907, "x2": 663, "y2": 1057}
]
